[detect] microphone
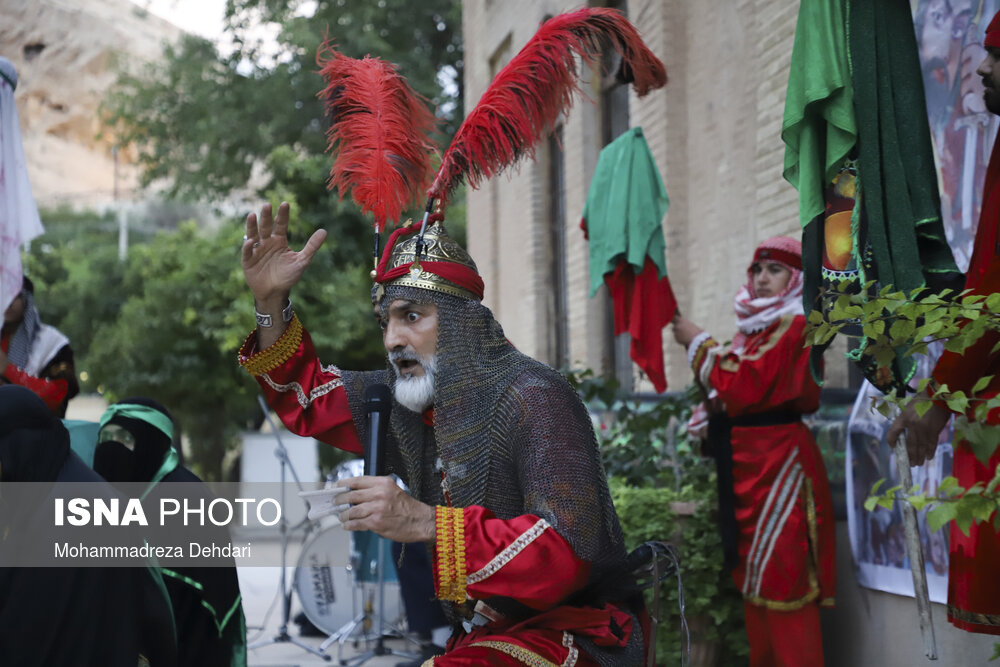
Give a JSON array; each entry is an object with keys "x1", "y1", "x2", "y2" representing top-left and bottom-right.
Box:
[{"x1": 363, "y1": 383, "x2": 392, "y2": 477}]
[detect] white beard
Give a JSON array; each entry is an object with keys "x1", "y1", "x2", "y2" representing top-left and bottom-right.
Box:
[{"x1": 391, "y1": 353, "x2": 437, "y2": 413}]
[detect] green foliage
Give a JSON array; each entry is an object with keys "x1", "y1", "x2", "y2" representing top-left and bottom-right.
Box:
[
  {"x1": 806, "y1": 283, "x2": 1000, "y2": 382},
  {"x1": 566, "y1": 370, "x2": 701, "y2": 488},
  {"x1": 567, "y1": 371, "x2": 748, "y2": 664},
  {"x1": 24, "y1": 208, "x2": 132, "y2": 361},
  {"x1": 866, "y1": 465, "x2": 1000, "y2": 538},
  {"x1": 808, "y1": 281, "x2": 1000, "y2": 531},
  {"x1": 101, "y1": 0, "x2": 463, "y2": 202},
  {"x1": 60, "y1": 1, "x2": 465, "y2": 478},
  {"x1": 611, "y1": 472, "x2": 748, "y2": 664},
  {"x1": 25, "y1": 207, "x2": 386, "y2": 480},
  {"x1": 82, "y1": 221, "x2": 261, "y2": 479}
]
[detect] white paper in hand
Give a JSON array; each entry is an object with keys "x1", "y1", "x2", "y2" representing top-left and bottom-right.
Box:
[{"x1": 299, "y1": 486, "x2": 350, "y2": 523}]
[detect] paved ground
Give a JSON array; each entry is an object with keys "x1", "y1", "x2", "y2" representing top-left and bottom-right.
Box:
[{"x1": 239, "y1": 537, "x2": 427, "y2": 667}]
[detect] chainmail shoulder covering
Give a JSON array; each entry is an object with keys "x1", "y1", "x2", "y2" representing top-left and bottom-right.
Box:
[{"x1": 342, "y1": 288, "x2": 642, "y2": 664}]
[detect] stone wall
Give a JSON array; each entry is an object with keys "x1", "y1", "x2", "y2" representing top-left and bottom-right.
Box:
[{"x1": 1, "y1": 0, "x2": 180, "y2": 209}]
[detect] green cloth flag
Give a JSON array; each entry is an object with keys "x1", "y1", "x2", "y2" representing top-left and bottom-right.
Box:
[
  {"x1": 781, "y1": 0, "x2": 856, "y2": 230},
  {"x1": 782, "y1": 0, "x2": 963, "y2": 390},
  {"x1": 583, "y1": 127, "x2": 670, "y2": 296}
]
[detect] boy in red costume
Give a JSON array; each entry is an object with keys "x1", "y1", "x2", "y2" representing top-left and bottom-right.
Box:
[{"x1": 673, "y1": 236, "x2": 836, "y2": 666}]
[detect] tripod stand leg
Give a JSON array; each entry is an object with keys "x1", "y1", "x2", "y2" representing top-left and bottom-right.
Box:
[{"x1": 319, "y1": 612, "x2": 364, "y2": 652}]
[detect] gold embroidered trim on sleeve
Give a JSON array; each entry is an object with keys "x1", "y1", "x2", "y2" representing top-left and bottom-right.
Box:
[
  {"x1": 719, "y1": 314, "x2": 795, "y2": 372},
  {"x1": 435, "y1": 506, "x2": 467, "y2": 604},
  {"x1": 690, "y1": 336, "x2": 718, "y2": 377},
  {"x1": 260, "y1": 373, "x2": 344, "y2": 409},
  {"x1": 560, "y1": 631, "x2": 578, "y2": 667},
  {"x1": 947, "y1": 604, "x2": 1000, "y2": 628},
  {"x1": 238, "y1": 313, "x2": 303, "y2": 376},
  {"x1": 466, "y1": 518, "x2": 550, "y2": 585},
  {"x1": 468, "y1": 641, "x2": 560, "y2": 667}
]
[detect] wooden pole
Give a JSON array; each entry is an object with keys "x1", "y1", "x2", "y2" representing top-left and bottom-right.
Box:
[{"x1": 894, "y1": 434, "x2": 938, "y2": 660}]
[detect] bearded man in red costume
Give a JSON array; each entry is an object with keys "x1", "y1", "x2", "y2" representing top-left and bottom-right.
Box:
[
  {"x1": 672, "y1": 236, "x2": 836, "y2": 666},
  {"x1": 889, "y1": 8, "x2": 1000, "y2": 638},
  {"x1": 236, "y1": 9, "x2": 671, "y2": 663},
  {"x1": 239, "y1": 202, "x2": 645, "y2": 665}
]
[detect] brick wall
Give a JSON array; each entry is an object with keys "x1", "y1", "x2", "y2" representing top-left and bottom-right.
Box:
[{"x1": 461, "y1": 0, "x2": 850, "y2": 389}]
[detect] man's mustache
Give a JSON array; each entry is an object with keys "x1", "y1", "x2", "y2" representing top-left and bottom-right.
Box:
[{"x1": 389, "y1": 349, "x2": 421, "y2": 364}]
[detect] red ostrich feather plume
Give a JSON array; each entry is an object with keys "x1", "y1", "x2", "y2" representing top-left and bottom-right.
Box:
[
  {"x1": 428, "y1": 7, "x2": 667, "y2": 204},
  {"x1": 318, "y1": 46, "x2": 438, "y2": 230}
]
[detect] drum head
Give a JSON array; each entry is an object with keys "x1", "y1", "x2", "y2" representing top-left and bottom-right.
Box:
[
  {"x1": 294, "y1": 525, "x2": 404, "y2": 635},
  {"x1": 295, "y1": 526, "x2": 350, "y2": 634}
]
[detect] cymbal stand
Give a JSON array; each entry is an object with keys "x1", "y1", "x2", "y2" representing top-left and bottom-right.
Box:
[{"x1": 248, "y1": 396, "x2": 331, "y2": 662}]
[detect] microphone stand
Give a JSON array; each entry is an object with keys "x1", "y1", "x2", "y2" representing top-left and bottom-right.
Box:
[
  {"x1": 248, "y1": 396, "x2": 331, "y2": 662},
  {"x1": 338, "y1": 385, "x2": 419, "y2": 665}
]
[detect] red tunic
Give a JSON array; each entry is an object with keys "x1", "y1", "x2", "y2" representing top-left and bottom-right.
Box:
[
  {"x1": 238, "y1": 321, "x2": 632, "y2": 665},
  {"x1": 690, "y1": 314, "x2": 836, "y2": 609},
  {"x1": 932, "y1": 254, "x2": 1000, "y2": 635}
]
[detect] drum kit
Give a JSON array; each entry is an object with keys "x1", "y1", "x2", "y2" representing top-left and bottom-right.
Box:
[
  {"x1": 293, "y1": 460, "x2": 416, "y2": 664},
  {"x1": 248, "y1": 399, "x2": 419, "y2": 664}
]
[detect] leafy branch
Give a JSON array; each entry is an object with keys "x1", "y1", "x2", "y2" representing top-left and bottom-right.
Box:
[
  {"x1": 864, "y1": 466, "x2": 1000, "y2": 536},
  {"x1": 804, "y1": 281, "x2": 1000, "y2": 530},
  {"x1": 805, "y1": 282, "x2": 1000, "y2": 374}
]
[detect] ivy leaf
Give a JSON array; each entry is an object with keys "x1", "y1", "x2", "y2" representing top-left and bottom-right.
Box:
[
  {"x1": 928, "y1": 502, "x2": 958, "y2": 533},
  {"x1": 959, "y1": 421, "x2": 1000, "y2": 467},
  {"x1": 939, "y1": 476, "x2": 960, "y2": 493},
  {"x1": 954, "y1": 502, "x2": 975, "y2": 536},
  {"x1": 973, "y1": 375, "x2": 995, "y2": 395},
  {"x1": 969, "y1": 495, "x2": 998, "y2": 525},
  {"x1": 987, "y1": 465, "x2": 1000, "y2": 495},
  {"x1": 944, "y1": 390, "x2": 970, "y2": 413},
  {"x1": 908, "y1": 494, "x2": 929, "y2": 512}
]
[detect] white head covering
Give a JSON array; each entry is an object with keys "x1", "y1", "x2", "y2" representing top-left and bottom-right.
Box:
[
  {"x1": 0, "y1": 56, "x2": 43, "y2": 313},
  {"x1": 731, "y1": 235, "x2": 804, "y2": 352}
]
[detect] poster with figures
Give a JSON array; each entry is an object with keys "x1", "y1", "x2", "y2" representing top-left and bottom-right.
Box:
[
  {"x1": 844, "y1": 0, "x2": 997, "y2": 600},
  {"x1": 846, "y1": 349, "x2": 954, "y2": 601},
  {"x1": 914, "y1": 0, "x2": 998, "y2": 272}
]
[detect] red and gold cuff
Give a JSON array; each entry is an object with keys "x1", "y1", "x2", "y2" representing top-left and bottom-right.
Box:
[
  {"x1": 238, "y1": 313, "x2": 303, "y2": 376},
  {"x1": 435, "y1": 506, "x2": 467, "y2": 604},
  {"x1": 690, "y1": 335, "x2": 718, "y2": 375}
]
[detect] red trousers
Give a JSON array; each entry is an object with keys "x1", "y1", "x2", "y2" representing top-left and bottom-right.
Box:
[{"x1": 743, "y1": 601, "x2": 823, "y2": 667}]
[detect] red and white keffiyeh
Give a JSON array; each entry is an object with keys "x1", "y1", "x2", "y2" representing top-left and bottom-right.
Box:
[{"x1": 731, "y1": 236, "x2": 804, "y2": 351}]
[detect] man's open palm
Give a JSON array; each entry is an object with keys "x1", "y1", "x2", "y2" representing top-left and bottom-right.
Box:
[{"x1": 242, "y1": 202, "x2": 327, "y2": 303}]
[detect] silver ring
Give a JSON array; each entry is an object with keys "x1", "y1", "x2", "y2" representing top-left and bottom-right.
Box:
[{"x1": 253, "y1": 242, "x2": 260, "y2": 248}]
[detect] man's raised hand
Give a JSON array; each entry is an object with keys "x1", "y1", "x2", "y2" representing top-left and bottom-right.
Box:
[{"x1": 241, "y1": 202, "x2": 327, "y2": 306}]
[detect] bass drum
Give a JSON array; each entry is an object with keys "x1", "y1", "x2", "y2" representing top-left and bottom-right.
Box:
[
  {"x1": 294, "y1": 525, "x2": 351, "y2": 635},
  {"x1": 294, "y1": 525, "x2": 405, "y2": 633}
]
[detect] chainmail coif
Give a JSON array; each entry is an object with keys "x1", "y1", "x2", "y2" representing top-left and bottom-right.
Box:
[{"x1": 341, "y1": 285, "x2": 643, "y2": 665}]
